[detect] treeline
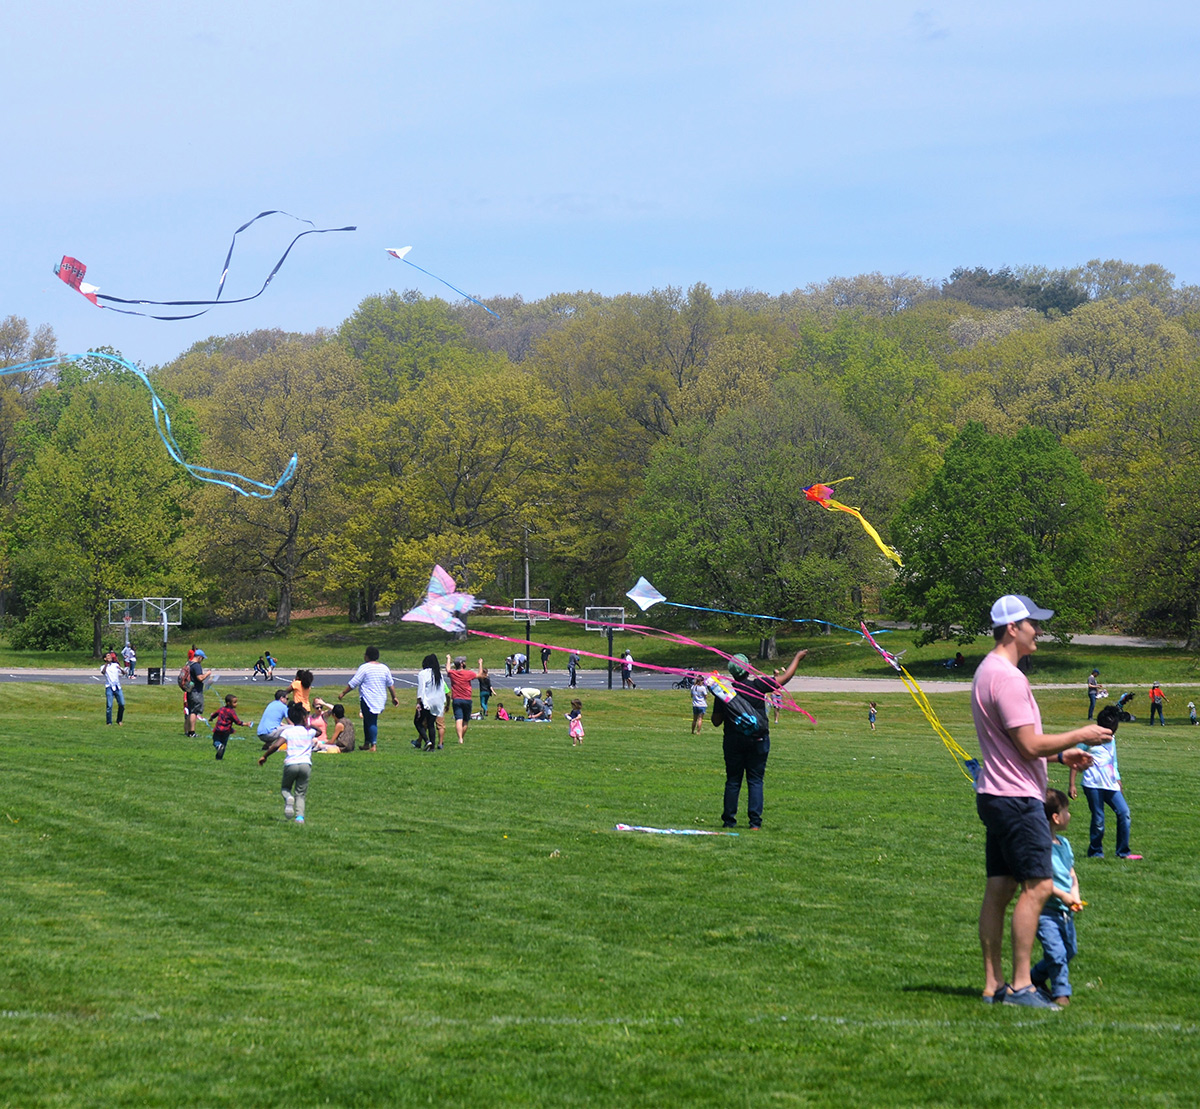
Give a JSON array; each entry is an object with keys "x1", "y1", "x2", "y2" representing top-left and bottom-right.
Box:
[{"x1": 3, "y1": 257, "x2": 1200, "y2": 655}]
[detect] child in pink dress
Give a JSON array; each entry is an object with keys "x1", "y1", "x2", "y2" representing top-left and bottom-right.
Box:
[{"x1": 567, "y1": 699, "x2": 584, "y2": 746}]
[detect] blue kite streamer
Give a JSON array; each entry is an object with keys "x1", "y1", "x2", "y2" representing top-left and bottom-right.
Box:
[
  {"x1": 0, "y1": 352, "x2": 296, "y2": 498},
  {"x1": 386, "y1": 247, "x2": 501, "y2": 319},
  {"x1": 55, "y1": 211, "x2": 356, "y2": 321}
]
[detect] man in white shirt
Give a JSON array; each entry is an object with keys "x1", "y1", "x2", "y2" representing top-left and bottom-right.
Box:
[
  {"x1": 101, "y1": 655, "x2": 125, "y2": 725},
  {"x1": 339, "y1": 646, "x2": 399, "y2": 752}
]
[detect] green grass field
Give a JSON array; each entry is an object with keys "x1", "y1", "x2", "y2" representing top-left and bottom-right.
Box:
[{"x1": 2, "y1": 678, "x2": 1198, "y2": 1107}]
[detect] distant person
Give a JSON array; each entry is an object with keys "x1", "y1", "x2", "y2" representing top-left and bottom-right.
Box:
[
  {"x1": 257, "y1": 689, "x2": 291, "y2": 749},
  {"x1": 1190, "y1": 701, "x2": 1198, "y2": 726},
  {"x1": 567, "y1": 698, "x2": 584, "y2": 746},
  {"x1": 505, "y1": 655, "x2": 515, "y2": 677},
  {"x1": 122, "y1": 643, "x2": 136, "y2": 679},
  {"x1": 1068, "y1": 704, "x2": 1142, "y2": 860},
  {"x1": 1086, "y1": 669, "x2": 1105, "y2": 720},
  {"x1": 1149, "y1": 682, "x2": 1168, "y2": 726},
  {"x1": 495, "y1": 703, "x2": 510, "y2": 721},
  {"x1": 101, "y1": 654, "x2": 125, "y2": 726},
  {"x1": 446, "y1": 654, "x2": 483, "y2": 744},
  {"x1": 513, "y1": 652, "x2": 527, "y2": 675},
  {"x1": 620, "y1": 650, "x2": 636, "y2": 689},
  {"x1": 259, "y1": 702, "x2": 316, "y2": 823},
  {"x1": 478, "y1": 668, "x2": 495, "y2": 717},
  {"x1": 971, "y1": 595, "x2": 1102, "y2": 1009},
  {"x1": 1031, "y1": 789, "x2": 1083, "y2": 1007},
  {"x1": 568, "y1": 650, "x2": 580, "y2": 688},
  {"x1": 414, "y1": 654, "x2": 445, "y2": 751},
  {"x1": 868, "y1": 702, "x2": 877, "y2": 732},
  {"x1": 265, "y1": 653, "x2": 277, "y2": 680},
  {"x1": 690, "y1": 675, "x2": 708, "y2": 735},
  {"x1": 338, "y1": 646, "x2": 399, "y2": 752},
  {"x1": 209, "y1": 694, "x2": 249, "y2": 760},
  {"x1": 186, "y1": 650, "x2": 213, "y2": 737},
  {"x1": 540, "y1": 646, "x2": 552, "y2": 673},
  {"x1": 252, "y1": 656, "x2": 268, "y2": 681}
]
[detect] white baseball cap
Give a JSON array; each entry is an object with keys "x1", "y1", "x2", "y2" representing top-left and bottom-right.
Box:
[{"x1": 990, "y1": 594, "x2": 1054, "y2": 628}]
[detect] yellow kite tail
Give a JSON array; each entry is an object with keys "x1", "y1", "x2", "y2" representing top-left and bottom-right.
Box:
[
  {"x1": 825, "y1": 500, "x2": 903, "y2": 566},
  {"x1": 898, "y1": 665, "x2": 978, "y2": 782}
]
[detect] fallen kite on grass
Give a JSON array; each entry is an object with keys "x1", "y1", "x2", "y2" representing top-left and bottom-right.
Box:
[{"x1": 615, "y1": 824, "x2": 738, "y2": 837}]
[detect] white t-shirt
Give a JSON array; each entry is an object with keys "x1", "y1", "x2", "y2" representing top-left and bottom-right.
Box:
[
  {"x1": 281, "y1": 724, "x2": 316, "y2": 766},
  {"x1": 102, "y1": 662, "x2": 123, "y2": 690},
  {"x1": 416, "y1": 668, "x2": 446, "y2": 716},
  {"x1": 347, "y1": 660, "x2": 395, "y2": 714}
]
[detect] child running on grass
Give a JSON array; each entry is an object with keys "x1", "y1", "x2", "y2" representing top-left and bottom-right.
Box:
[
  {"x1": 209, "y1": 694, "x2": 249, "y2": 761},
  {"x1": 258, "y1": 702, "x2": 317, "y2": 823},
  {"x1": 1031, "y1": 789, "x2": 1083, "y2": 1007},
  {"x1": 868, "y1": 702, "x2": 877, "y2": 732},
  {"x1": 567, "y1": 699, "x2": 584, "y2": 746}
]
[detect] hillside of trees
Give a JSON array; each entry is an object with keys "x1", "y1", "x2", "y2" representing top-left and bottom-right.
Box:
[{"x1": 4, "y1": 258, "x2": 1200, "y2": 655}]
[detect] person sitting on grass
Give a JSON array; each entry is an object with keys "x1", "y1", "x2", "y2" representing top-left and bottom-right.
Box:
[
  {"x1": 209, "y1": 694, "x2": 249, "y2": 761},
  {"x1": 495, "y1": 702, "x2": 510, "y2": 721},
  {"x1": 315, "y1": 704, "x2": 356, "y2": 753}
]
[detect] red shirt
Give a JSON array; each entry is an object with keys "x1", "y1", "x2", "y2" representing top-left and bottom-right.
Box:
[{"x1": 447, "y1": 669, "x2": 478, "y2": 700}]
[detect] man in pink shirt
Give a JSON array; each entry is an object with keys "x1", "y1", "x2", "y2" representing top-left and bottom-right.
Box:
[{"x1": 973, "y1": 594, "x2": 1108, "y2": 1009}]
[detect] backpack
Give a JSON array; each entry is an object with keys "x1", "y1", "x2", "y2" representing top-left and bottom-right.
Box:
[
  {"x1": 177, "y1": 662, "x2": 194, "y2": 692},
  {"x1": 704, "y1": 673, "x2": 769, "y2": 739}
]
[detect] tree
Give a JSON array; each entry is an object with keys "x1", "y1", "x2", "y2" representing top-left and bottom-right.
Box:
[
  {"x1": 8, "y1": 361, "x2": 192, "y2": 655},
  {"x1": 192, "y1": 341, "x2": 365, "y2": 628},
  {"x1": 629, "y1": 374, "x2": 898, "y2": 652},
  {"x1": 887, "y1": 423, "x2": 1112, "y2": 644}
]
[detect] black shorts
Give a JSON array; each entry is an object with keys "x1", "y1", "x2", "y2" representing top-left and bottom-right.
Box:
[{"x1": 976, "y1": 793, "x2": 1052, "y2": 881}]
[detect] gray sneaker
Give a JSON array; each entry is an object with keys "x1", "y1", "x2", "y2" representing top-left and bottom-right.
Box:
[
  {"x1": 1003, "y1": 984, "x2": 1060, "y2": 1010},
  {"x1": 982, "y1": 984, "x2": 1009, "y2": 1004}
]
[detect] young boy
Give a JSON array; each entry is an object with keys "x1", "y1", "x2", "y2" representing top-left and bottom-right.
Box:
[
  {"x1": 690, "y1": 676, "x2": 708, "y2": 735},
  {"x1": 1031, "y1": 789, "x2": 1083, "y2": 1007},
  {"x1": 209, "y1": 693, "x2": 249, "y2": 761}
]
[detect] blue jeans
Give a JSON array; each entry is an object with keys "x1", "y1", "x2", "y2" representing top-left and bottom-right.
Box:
[
  {"x1": 1083, "y1": 786, "x2": 1131, "y2": 857},
  {"x1": 1150, "y1": 702, "x2": 1164, "y2": 725},
  {"x1": 1087, "y1": 691, "x2": 1097, "y2": 719},
  {"x1": 480, "y1": 690, "x2": 491, "y2": 715},
  {"x1": 361, "y1": 702, "x2": 379, "y2": 748},
  {"x1": 1033, "y1": 910, "x2": 1076, "y2": 998},
  {"x1": 722, "y1": 733, "x2": 769, "y2": 827},
  {"x1": 105, "y1": 686, "x2": 125, "y2": 725}
]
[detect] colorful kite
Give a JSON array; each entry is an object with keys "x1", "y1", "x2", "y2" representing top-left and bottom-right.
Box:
[
  {"x1": 55, "y1": 210, "x2": 356, "y2": 320},
  {"x1": 803, "y1": 477, "x2": 902, "y2": 566},
  {"x1": 859, "y1": 621, "x2": 979, "y2": 782},
  {"x1": 624, "y1": 575, "x2": 886, "y2": 640},
  {"x1": 0, "y1": 352, "x2": 295, "y2": 498},
  {"x1": 401, "y1": 565, "x2": 478, "y2": 633},
  {"x1": 386, "y1": 247, "x2": 501, "y2": 319}
]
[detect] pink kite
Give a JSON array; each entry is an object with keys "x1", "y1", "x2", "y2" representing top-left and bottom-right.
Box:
[{"x1": 401, "y1": 565, "x2": 477, "y2": 633}]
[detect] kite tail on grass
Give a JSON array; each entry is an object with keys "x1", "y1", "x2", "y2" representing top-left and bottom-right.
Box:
[{"x1": 0, "y1": 353, "x2": 296, "y2": 498}]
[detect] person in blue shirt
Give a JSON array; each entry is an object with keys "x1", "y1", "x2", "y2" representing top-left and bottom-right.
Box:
[
  {"x1": 1031, "y1": 789, "x2": 1083, "y2": 1006},
  {"x1": 257, "y1": 689, "x2": 291, "y2": 750}
]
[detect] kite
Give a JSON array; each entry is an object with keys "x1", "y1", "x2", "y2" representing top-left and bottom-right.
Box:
[
  {"x1": 859, "y1": 621, "x2": 979, "y2": 783},
  {"x1": 55, "y1": 210, "x2": 356, "y2": 321},
  {"x1": 0, "y1": 352, "x2": 295, "y2": 498},
  {"x1": 386, "y1": 247, "x2": 501, "y2": 319},
  {"x1": 615, "y1": 824, "x2": 738, "y2": 837},
  {"x1": 401, "y1": 565, "x2": 478, "y2": 633},
  {"x1": 624, "y1": 575, "x2": 887, "y2": 640},
  {"x1": 803, "y1": 477, "x2": 902, "y2": 566}
]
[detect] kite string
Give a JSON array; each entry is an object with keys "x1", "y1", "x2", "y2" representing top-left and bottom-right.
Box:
[
  {"x1": 0, "y1": 352, "x2": 295, "y2": 498},
  {"x1": 393, "y1": 255, "x2": 501, "y2": 320}
]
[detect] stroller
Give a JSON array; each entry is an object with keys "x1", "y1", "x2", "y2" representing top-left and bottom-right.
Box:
[{"x1": 1113, "y1": 691, "x2": 1137, "y2": 723}]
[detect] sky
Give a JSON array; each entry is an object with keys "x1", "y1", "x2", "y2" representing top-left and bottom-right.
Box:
[{"x1": 3, "y1": 0, "x2": 1199, "y2": 367}]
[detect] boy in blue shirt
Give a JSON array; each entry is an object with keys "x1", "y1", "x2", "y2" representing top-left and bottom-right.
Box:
[{"x1": 1031, "y1": 789, "x2": 1083, "y2": 1006}]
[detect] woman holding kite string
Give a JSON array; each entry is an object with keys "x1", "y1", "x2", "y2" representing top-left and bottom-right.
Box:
[{"x1": 711, "y1": 648, "x2": 808, "y2": 830}]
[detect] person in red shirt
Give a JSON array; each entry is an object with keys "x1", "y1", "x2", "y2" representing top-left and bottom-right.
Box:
[{"x1": 445, "y1": 654, "x2": 483, "y2": 744}]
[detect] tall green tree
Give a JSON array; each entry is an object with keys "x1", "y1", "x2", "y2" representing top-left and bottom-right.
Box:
[
  {"x1": 887, "y1": 423, "x2": 1112, "y2": 644},
  {"x1": 8, "y1": 361, "x2": 192, "y2": 654}
]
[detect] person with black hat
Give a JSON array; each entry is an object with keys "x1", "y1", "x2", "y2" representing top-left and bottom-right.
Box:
[
  {"x1": 973, "y1": 595, "x2": 1108, "y2": 1009},
  {"x1": 710, "y1": 647, "x2": 807, "y2": 830}
]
